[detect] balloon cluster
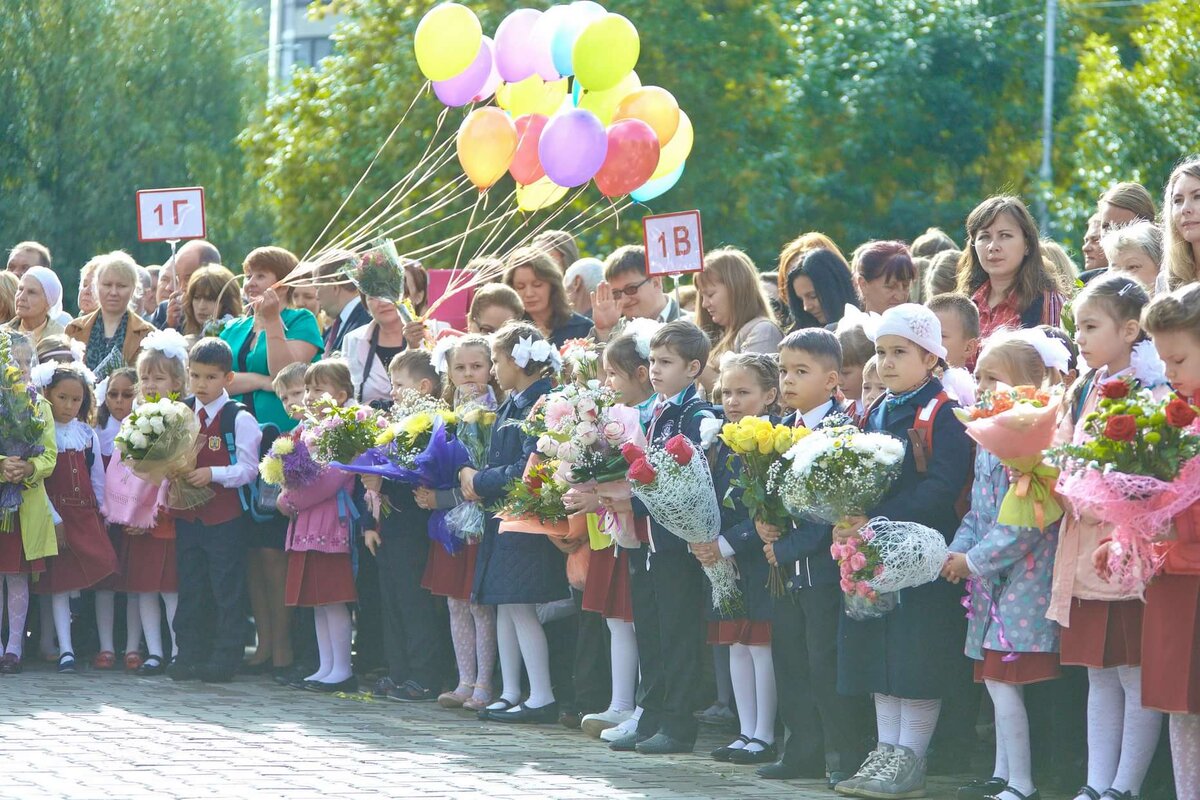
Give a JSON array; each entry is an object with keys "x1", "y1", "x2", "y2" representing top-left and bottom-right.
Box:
[{"x1": 414, "y1": 2, "x2": 692, "y2": 210}]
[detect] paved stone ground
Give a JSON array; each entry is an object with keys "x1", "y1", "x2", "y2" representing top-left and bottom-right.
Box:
[{"x1": 0, "y1": 663, "x2": 1071, "y2": 800}]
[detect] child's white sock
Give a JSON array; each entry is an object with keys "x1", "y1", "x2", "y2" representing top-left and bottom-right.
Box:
[
  {"x1": 305, "y1": 606, "x2": 332, "y2": 683},
  {"x1": 987, "y1": 680, "x2": 1032, "y2": 796},
  {"x1": 95, "y1": 590, "x2": 115, "y2": 653},
  {"x1": 749, "y1": 643, "x2": 777, "y2": 747},
  {"x1": 490, "y1": 604, "x2": 523, "y2": 708},
  {"x1": 607, "y1": 618, "x2": 638, "y2": 713},
  {"x1": 875, "y1": 693, "x2": 902, "y2": 747},
  {"x1": 505, "y1": 602, "x2": 554, "y2": 709},
  {"x1": 1082, "y1": 666, "x2": 1124, "y2": 795},
  {"x1": 1170, "y1": 713, "x2": 1200, "y2": 800},
  {"x1": 728, "y1": 644, "x2": 756, "y2": 745},
  {"x1": 52, "y1": 593, "x2": 74, "y2": 657},
  {"x1": 139, "y1": 593, "x2": 164, "y2": 659},
  {"x1": 124, "y1": 593, "x2": 142, "y2": 656},
  {"x1": 162, "y1": 592, "x2": 179, "y2": 657},
  {"x1": 897, "y1": 698, "x2": 941, "y2": 758},
  {"x1": 3, "y1": 575, "x2": 30, "y2": 657},
  {"x1": 324, "y1": 603, "x2": 353, "y2": 684},
  {"x1": 1111, "y1": 665, "x2": 1162, "y2": 794}
]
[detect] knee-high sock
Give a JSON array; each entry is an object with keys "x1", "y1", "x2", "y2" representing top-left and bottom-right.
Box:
[
  {"x1": 95, "y1": 590, "x2": 115, "y2": 653},
  {"x1": 324, "y1": 602, "x2": 354, "y2": 684},
  {"x1": 306, "y1": 606, "x2": 332, "y2": 682},
  {"x1": 989, "y1": 682, "x2": 1011, "y2": 783},
  {"x1": 1084, "y1": 666, "x2": 1125, "y2": 793},
  {"x1": 504, "y1": 602, "x2": 554, "y2": 709},
  {"x1": 876, "y1": 693, "x2": 903, "y2": 747},
  {"x1": 124, "y1": 593, "x2": 142, "y2": 655},
  {"x1": 38, "y1": 594, "x2": 55, "y2": 654},
  {"x1": 987, "y1": 681, "x2": 1032, "y2": 795},
  {"x1": 898, "y1": 698, "x2": 941, "y2": 758},
  {"x1": 162, "y1": 592, "x2": 179, "y2": 657},
  {"x1": 713, "y1": 645, "x2": 733, "y2": 708},
  {"x1": 1170, "y1": 713, "x2": 1200, "y2": 800},
  {"x1": 3, "y1": 575, "x2": 30, "y2": 657},
  {"x1": 447, "y1": 598, "x2": 477, "y2": 692},
  {"x1": 749, "y1": 644, "x2": 777, "y2": 746},
  {"x1": 1111, "y1": 665, "x2": 1162, "y2": 794},
  {"x1": 52, "y1": 593, "x2": 74, "y2": 656},
  {"x1": 138, "y1": 593, "x2": 164, "y2": 659},
  {"x1": 471, "y1": 603, "x2": 496, "y2": 696},
  {"x1": 491, "y1": 604, "x2": 523, "y2": 707},
  {"x1": 607, "y1": 618, "x2": 638, "y2": 713},
  {"x1": 729, "y1": 644, "x2": 757, "y2": 743}
]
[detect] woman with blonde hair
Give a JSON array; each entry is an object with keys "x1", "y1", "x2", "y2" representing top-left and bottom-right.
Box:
[
  {"x1": 696, "y1": 247, "x2": 783, "y2": 392},
  {"x1": 503, "y1": 247, "x2": 591, "y2": 346},
  {"x1": 1040, "y1": 239, "x2": 1079, "y2": 293},
  {"x1": 65, "y1": 251, "x2": 155, "y2": 376},
  {"x1": 0, "y1": 272, "x2": 17, "y2": 323},
  {"x1": 1160, "y1": 157, "x2": 1200, "y2": 292}
]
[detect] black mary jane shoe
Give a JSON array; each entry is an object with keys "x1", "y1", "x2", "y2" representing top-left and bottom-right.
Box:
[
  {"x1": 477, "y1": 698, "x2": 516, "y2": 721},
  {"x1": 303, "y1": 676, "x2": 358, "y2": 694},
  {"x1": 984, "y1": 788, "x2": 1040, "y2": 800},
  {"x1": 57, "y1": 652, "x2": 76, "y2": 674},
  {"x1": 487, "y1": 701, "x2": 559, "y2": 725},
  {"x1": 137, "y1": 655, "x2": 166, "y2": 676},
  {"x1": 711, "y1": 735, "x2": 751, "y2": 762},
  {"x1": 728, "y1": 739, "x2": 779, "y2": 765},
  {"x1": 958, "y1": 778, "x2": 1009, "y2": 799}
]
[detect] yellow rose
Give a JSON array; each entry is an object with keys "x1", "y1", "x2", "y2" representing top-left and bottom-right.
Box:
[
  {"x1": 773, "y1": 426, "x2": 795, "y2": 455},
  {"x1": 732, "y1": 428, "x2": 758, "y2": 453},
  {"x1": 756, "y1": 427, "x2": 775, "y2": 455},
  {"x1": 461, "y1": 408, "x2": 480, "y2": 425},
  {"x1": 482, "y1": 412, "x2": 497, "y2": 426}
]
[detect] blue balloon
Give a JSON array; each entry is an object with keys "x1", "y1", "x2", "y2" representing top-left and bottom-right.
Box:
[
  {"x1": 551, "y1": 2, "x2": 606, "y2": 77},
  {"x1": 631, "y1": 162, "x2": 685, "y2": 203},
  {"x1": 572, "y1": 78, "x2": 582, "y2": 107}
]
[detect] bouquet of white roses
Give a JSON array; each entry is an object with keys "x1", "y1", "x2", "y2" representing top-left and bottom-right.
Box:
[{"x1": 114, "y1": 397, "x2": 210, "y2": 511}]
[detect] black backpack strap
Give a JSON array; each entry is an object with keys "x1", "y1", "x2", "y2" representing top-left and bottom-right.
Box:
[{"x1": 215, "y1": 400, "x2": 251, "y2": 513}]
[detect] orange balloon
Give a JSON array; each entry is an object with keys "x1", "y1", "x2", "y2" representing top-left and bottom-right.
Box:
[
  {"x1": 612, "y1": 86, "x2": 679, "y2": 148},
  {"x1": 456, "y1": 107, "x2": 519, "y2": 190}
]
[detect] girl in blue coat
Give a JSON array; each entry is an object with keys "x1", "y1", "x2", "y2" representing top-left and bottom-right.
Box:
[
  {"x1": 458, "y1": 322, "x2": 564, "y2": 724},
  {"x1": 944, "y1": 332, "x2": 1065, "y2": 800},
  {"x1": 835, "y1": 303, "x2": 974, "y2": 799}
]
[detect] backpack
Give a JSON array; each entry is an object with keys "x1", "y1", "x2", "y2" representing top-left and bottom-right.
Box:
[
  {"x1": 907, "y1": 391, "x2": 974, "y2": 519},
  {"x1": 185, "y1": 397, "x2": 280, "y2": 523}
]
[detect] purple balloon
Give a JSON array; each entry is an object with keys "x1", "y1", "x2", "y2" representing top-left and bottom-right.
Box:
[
  {"x1": 538, "y1": 109, "x2": 608, "y2": 187},
  {"x1": 433, "y1": 36, "x2": 494, "y2": 107},
  {"x1": 494, "y1": 8, "x2": 542, "y2": 84}
]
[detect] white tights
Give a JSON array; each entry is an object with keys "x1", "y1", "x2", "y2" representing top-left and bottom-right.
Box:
[
  {"x1": 137, "y1": 592, "x2": 179, "y2": 659},
  {"x1": 1170, "y1": 713, "x2": 1200, "y2": 800},
  {"x1": 1074, "y1": 666, "x2": 1161, "y2": 798},
  {"x1": 987, "y1": 680, "x2": 1035, "y2": 797},
  {"x1": 875, "y1": 694, "x2": 941, "y2": 758},
  {"x1": 1, "y1": 574, "x2": 30, "y2": 657},
  {"x1": 727, "y1": 643, "x2": 777, "y2": 752},
  {"x1": 489, "y1": 603, "x2": 554, "y2": 711},
  {"x1": 446, "y1": 598, "x2": 496, "y2": 702},
  {"x1": 607, "y1": 618, "x2": 638, "y2": 713},
  {"x1": 94, "y1": 590, "x2": 142, "y2": 656},
  {"x1": 307, "y1": 603, "x2": 353, "y2": 684}
]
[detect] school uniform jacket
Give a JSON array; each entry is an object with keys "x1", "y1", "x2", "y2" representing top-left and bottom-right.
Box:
[{"x1": 709, "y1": 434, "x2": 772, "y2": 622}]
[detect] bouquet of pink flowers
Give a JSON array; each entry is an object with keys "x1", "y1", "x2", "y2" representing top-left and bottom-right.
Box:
[
  {"x1": 303, "y1": 399, "x2": 388, "y2": 465},
  {"x1": 831, "y1": 517, "x2": 949, "y2": 620}
]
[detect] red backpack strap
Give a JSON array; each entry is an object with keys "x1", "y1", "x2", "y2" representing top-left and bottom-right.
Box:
[{"x1": 907, "y1": 392, "x2": 948, "y2": 474}]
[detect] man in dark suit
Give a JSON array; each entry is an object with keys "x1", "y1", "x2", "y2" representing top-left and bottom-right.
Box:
[
  {"x1": 151, "y1": 240, "x2": 221, "y2": 330},
  {"x1": 315, "y1": 251, "x2": 370, "y2": 356}
]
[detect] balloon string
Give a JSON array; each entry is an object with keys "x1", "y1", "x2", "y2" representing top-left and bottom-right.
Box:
[
  {"x1": 302, "y1": 81, "x2": 429, "y2": 262},
  {"x1": 352, "y1": 174, "x2": 476, "y2": 251}
]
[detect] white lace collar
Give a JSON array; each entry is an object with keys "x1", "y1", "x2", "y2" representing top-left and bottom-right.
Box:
[{"x1": 55, "y1": 419, "x2": 95, "y2": 451}]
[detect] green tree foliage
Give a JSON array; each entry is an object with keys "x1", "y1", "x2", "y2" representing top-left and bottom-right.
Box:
[{"x1": 0, "y1": 0, "x2": 270, "y2": 309}]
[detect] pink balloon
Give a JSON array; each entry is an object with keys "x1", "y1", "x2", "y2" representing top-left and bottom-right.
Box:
[
  {"x1": 528, "y1": 5, "x2": 571, "y2": 82},
  {"x1": 494, "y1": 8, "x2": 542, "y2": 84},
  {"x1": 433, "y1": 37, "x2": 494, "y2": 107},
  {"x1": 510, "y1": 114, "x2": 549, "y2": 186}
]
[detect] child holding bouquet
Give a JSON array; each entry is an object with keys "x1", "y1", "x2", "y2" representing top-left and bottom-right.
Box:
[
  {"x1": 943, "y1": 332, "x2": 1069, "y2": 800},
  {"x1": 459, "y1": 323, "x2": 563, "y2": 724},
  {"x1": 279, "y1": 359, "x2": 359, "y2": 693},
  {"x1": 699, "y1": 352, "x2": 783, "y2": 766},
  {"x1": 33, "y1": 363, "x2": 119, "y2": 674},
  {"x1": 1048, "y1": 275, "x2": 1164, "y2": 800},
  {"x1": 0, "y1": 332, "x2": 56, "y2": 675},
  {"x1": 836, "y1": 304, "x2": 973, "y2": 799}
]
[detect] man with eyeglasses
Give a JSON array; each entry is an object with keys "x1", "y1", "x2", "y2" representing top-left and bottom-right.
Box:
[{"x1": 589, "y1": 245, "x2": 690, "y2": 342}]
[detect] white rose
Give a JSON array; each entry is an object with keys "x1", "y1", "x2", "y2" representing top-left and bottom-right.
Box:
[
  {"x1": 129, "y1": 431, "x2": 148, "y2": 450},
  {"x1": 136, "y1": 417, "x2": 154, "y2": 434},
  {"x1": 537, "y1": 435, "x2": 559, "y2": 457},
  {"x1": 575, "y1": 421, "x2": 598, "y2": 446},
  {"x1": 557, "y1": 441, "x2": 581, "y2": 464},
  {"x1": 149, "y1": 417, "x2": 165, "y2": 434}
]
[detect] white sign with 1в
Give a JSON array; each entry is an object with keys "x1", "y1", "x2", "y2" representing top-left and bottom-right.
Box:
[
  {"x1": 642, "y1": 210, "x2": 705, "y2": 276},
  {"x1": 136, "y1": 187, "x2": 206, "y2": 242}
]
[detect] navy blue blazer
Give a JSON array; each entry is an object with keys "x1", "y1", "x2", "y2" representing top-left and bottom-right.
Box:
[
  {"x1": 325, "y1": 300, "x2": 372, "y2": 355},
  {"x1": 546, "y1": 313, "x2": 595, "y2": 348},
  {"x1": 710, "y1": 437, "x2": 773, "y2": 621},
  {"x1": 771, "y1": 405, "x2": 842, "y2": 591},
  {"x1": 632, "y1": 384, "x2": 714, "y2": 556}
]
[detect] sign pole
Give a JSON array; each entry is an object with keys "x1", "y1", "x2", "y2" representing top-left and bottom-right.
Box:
[{"x1": 167, "y1": 238, "x2": 181, "y2": 293}]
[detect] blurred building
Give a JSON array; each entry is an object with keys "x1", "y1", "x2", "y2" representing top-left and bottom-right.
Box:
[{"x1": 251, "y1": 0, "x2": 342, "y2": 93}]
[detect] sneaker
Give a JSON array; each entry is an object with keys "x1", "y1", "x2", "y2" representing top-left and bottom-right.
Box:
[
  {"x1": 694, "y1": 702, "x2": 736, "y2": 726},
  {"x1": 371, "y1": 676, "x2": 398, "y2": 697},
  {"x1": 835, "y1": 744, "x2": 895, "y2": 796},
  {"x1": 600, "y1": 716, "x2": 639, "y2": 743},
  {"x1": 855, "y1": 744, "x2": 927, "y2": 799},
  {"x1": 581, "y1": 708, "x2": 634, "y2": 738},
  {"x1": 387, "y1": 680, "x2": 437, "y2": 702}
]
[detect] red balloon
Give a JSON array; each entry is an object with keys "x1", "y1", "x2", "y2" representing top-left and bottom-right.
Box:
[
  {"x1": 594, "y1": 119, "x2": 660, "y2": 198},
  {"x1": 510, "y1": 114, "x2": 549, "y2": 186}
]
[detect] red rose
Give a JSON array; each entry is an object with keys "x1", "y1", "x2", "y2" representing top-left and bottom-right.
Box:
[
  {"x1": 664, "y1": 434, "x2": 694, "y2": 466},
  {"x1": 620, "y1": 442, "x2": 646, "y2": 466},
  {"x1": 1100, "y1": 379, "x2": 1130, "y2": 400},
  {"x1": 1103, "y1": 414, "x2": 1138, "y2": 442},
  {"x1": 1165, "y1": 396, "x2": 1199, "y2": 428},
  {"x1": 628, "y1": 457, "x2": 658, "y2": 485}
]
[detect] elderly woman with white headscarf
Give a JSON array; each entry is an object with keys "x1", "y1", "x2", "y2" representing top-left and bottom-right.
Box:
[{"x1": 3, "y1": 266, "x2": 67, "y2": 347}]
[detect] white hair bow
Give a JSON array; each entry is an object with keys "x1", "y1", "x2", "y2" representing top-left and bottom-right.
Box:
[
  {"x1": 141, "y1": 328, "x2": 190, "y2": 365},
  {"x1": 1130, "y1": 340, "x2": 1167, "y2": 388},
  {"x1": 622, "y1": 317, "x2": 663, "y2": 360},
  {"x1": 1008, "y1": 329, "x2": 1072, "y2": 374},
  {"x1": 836, "y1": 304, "x2": 879, "y2": 335},
  {"x1": 30, "y1": 362, "x2": 96, "y2": 389},
  {"x1": 512, "y1": 336, "x2": 562, "y2": 372},
  {"x1": 430, "y1": 335, "x2": 461, "y2": 375}
]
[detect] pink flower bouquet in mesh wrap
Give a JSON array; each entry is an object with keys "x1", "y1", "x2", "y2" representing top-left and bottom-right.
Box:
[{"x1": 1050, "y1": 379, "x2": 1200, "y2": 592}]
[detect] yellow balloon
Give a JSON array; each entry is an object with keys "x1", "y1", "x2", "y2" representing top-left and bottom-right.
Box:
[
  {"x1": 457, "y1": 108, "x2": 518, "y2": 190},
  {"x1": 573, "y1": 13, "x2": 639, "y2": 92},
  {"x1": 414, "y1": 3, "x2": 483, "y2": 82},
  {"x1": 578, "y1": 71, "x2": 641, "y2": 125},
  {"x1": 651, "y1": 110, "x2": 693, "y2": 181},
  {"x1": 498, "y1": 76, "x2": 569, "y2": 118},
  {"x1": 613, "y1": 86, "x2": 680, "y2": 147},
  {"x1": 517, "y1": 176, "x2": 568, "y2": 212}
]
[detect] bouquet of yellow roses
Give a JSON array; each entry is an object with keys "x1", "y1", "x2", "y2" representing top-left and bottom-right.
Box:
[{"x1": 719, "y1": 416, "x2": 811, "y2": 596}]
